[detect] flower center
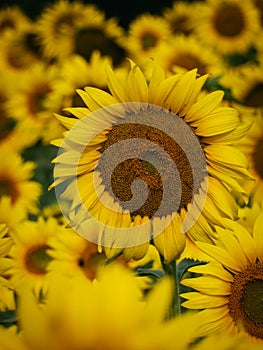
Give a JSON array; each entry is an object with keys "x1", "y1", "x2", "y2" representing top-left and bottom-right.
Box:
[
  {"x1": 213, "y1": 3, "x2": 245, "y2": 37},
  {"x1": 0, "y1": 177, "x2": 18, "y2": 204},
  {"x1": 98, "y1": 122, "x2": 195, "y2": 219},
  {"x1": 170, "y1": 53, "x2": 207, "y2": 76},
  {"x1": 77, "y1": 243, "x2": 106, "y2": 279},
  {"x1": 74, "y1": 27, "x2": 126, "y2": 66},
  {"x1": 28, "y1": 84, "x2": 52, "y2": 115},
  {"x1": 170, "y1": 16, "x2": 192, "y2": 35},
  {"x1": 0, "y1": 18, "x2": 15, "y2": 33},
  {"x1": 25, "y1": 244, "x2": 52, "y2": 275},
  {"x1": 141, "y1": 33, "x2": 158, "y2": 49},
  {"x1": 243, "y1": 82, "x2": 263, "y2": 107},
  {"x1": 252, "y1": 137, "x2": 263, "y2": 180},
  {"x1": 228, "y1": 261, "x2": 263, "y2": 340}
]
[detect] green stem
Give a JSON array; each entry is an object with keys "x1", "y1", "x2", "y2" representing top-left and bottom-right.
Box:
[{"x1": 162, "y1": 259, "x2": 181, "y2": 318}]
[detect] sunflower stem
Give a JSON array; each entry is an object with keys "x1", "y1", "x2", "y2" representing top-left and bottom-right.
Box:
[{"x1": 162, "y1": 259, "x2": 181, "y2": 318}]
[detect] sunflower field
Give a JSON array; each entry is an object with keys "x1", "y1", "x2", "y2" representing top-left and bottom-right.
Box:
[{"x1": 0, "y1": 0, "x2": 263, "y2": 349}]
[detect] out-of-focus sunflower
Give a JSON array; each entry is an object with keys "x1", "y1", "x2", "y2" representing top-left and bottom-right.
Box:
[
  {"x1": 193, "y1": 0, "x2": 261, "y2": 55},
  {"x1": 47, "y1": 227, "x2": 110, "y2": 280},
  {"x1": 37, "y1": 0, "x2": 126, "y2": 66},
  {"x1": 48, "y1": 225, "x2": 162, "y2": 293},
  {"x1": 221, "y1": 63, "x2": 263, "y2": 115},
  {"x1": 123, "y1": 14, "x2": 172, "y2": 65},
  {"x1": 6, "y1": 61, "x2": 65, "y2": 144},
  {"x1": 162, "y1": 1, "x2": 200, "y2": 36},
  {"x1": 14, "y1": 264, "x2": 203, "y2": 350},
  {"x1": 0, "y1": 146, "x2": 42, "y2": 216},
  {"x1": 0, "y1": 224, "x2": 15, "y2": 311},
  {"x1": 181, "y1": 216, "x2": 263, "y2": 343},
  {"x1": 8, "y1": 217, "x2": 60, "y2": 295},
  {"x1": 0, "y1": 6, "x2": 31, "y2": 39},
  {"x1": 0, "y1": 71, "x2": 40, "y2": 151},
  {"x1": 51, "y1": 60, "x2": 251, "y2": 263},
  {"x1": 36, "y1": 0, "x2": 104, "y2": 59},
  {"x1": 153, "y1": 35, "x2": 224, "y2": 77}
]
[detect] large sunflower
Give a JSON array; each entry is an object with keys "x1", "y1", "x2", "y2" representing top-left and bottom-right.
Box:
[
  {"x1": 193, "y1": 0, "x2": 261, "y2": 55},
  {"x1": 51, "y1": 60, "x2": 251, "y2": 263},
  {"x1": 181, "y1": 216, "x2": 263, "y2": 343}
]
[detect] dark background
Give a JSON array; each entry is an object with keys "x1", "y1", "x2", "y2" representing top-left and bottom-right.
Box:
[{"x1": 0, "y1": 0, "x2": 197, "y2": 28}]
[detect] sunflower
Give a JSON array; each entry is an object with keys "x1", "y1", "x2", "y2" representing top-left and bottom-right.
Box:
[
  {"x1": 6, "y1": 61, "x2": 65, "y2": 144},
  {"x1": 37, "y1": 0, "x2": 126, "y2": 66},
  {"x1": 0, "y1": 6, "x2": 30, "y2": 38},
  {"x1": 8, "y1": 217, "x2": 60, "y2": 294},
  {"x1": 181, "y1": 216, "x2": 263, "y2": 343},
  {"x1": 36, "y1": 0, "x2": 104, "y2": 59},
  {"x1": 193, "y1": 0, "x2": 261, "y2": 55},
  {"x1": 0, "y1": 70, "x2": 39, "y2": 151},
  {"x1": 162, "y1": 1, "x2": 200, "y2": 36},
  {"x1": 48, "y1": 223, "x2": 162, "y2": 283},
  {"x1": 153, "y1": 35, "x2": 224, "y2": 77},
  {"x1": 123, "y1": 14, "x2": 172, "y2": 65},
  {"x1": 220, "y1": 63, "x2": 263, "y2": 113},
  {"x1": 47, "y1": 226, "x2": 109, "y2": 280},
  {"x1": 0, "y1": 224, "x2": 15, "y2": 311},
  {"x1": 51, "y1": 60, "x2": 251, "y2": 263},
  {"x1": 14, "y1": 264, "x2": 205, "y2": 350},
  {"x1": 0, "y1": 146, "x2": 41, "y2": 216}
]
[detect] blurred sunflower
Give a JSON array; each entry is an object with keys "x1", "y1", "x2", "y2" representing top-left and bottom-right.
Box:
[
  {"x1": 48, "y1": 225, "x2": 162, "y2": 293},
  {"x1": 153, "y1": 35, "x2": 224, "y2": 77},
  {"x1": 14, "y1": 264, "x2": 203, "y2": 350},
  {"x1": 47, "y1": 227, "x2": 109, "y2": 280},
  {"x1": 37, "y1": 0, "x2": 104, "y2": 59},
  {"x1": 194, "y1": 0, "x2": 261, "y2": 55},
  {"x1": 51, "y1": 60, "x2": 251, "y2": 263},
  {"x1": 123, "y1": 14, "x2": 172, "y2": 65},
  {"x1": 8, "y1": 217, "x2": 60, "y2": 295},
  {"x1": 0, "y1": 6, "x2": 30, "y2": 38},
  {"x1": 0, "y1": 224, "x2": 15, "y2": 311},
  {"x1": 221, "y1": 63, "x2": 263, "y2": 113},
  {"x1": 0, "y1": 146, "x2": 41, "y2": 216},
  {"x1": 162, "y1": 1, "x2": 199, "y2": 36},
  {"x1": 37, "y1": 0, "x2": 126, "y2": 66},
  {"x1": 6, "y1": 61, "x2": 65, "y2": 144},
  {"x1": 181, "y1": 216, "x2": 263, "y2": 343},
  {"x1": 0, "y1": 73, "x2": 37, "y2": 151}
]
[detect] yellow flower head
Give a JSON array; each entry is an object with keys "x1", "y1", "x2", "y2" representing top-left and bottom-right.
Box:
[
  {"x1": 193, "y1": 0, "x2": 261, "y2": 55},
  {"x1": 0, "y1": 146, "x2": 42, "y2": 216},
  {"x1": 51, "y1": 60, "x2": 251, "y2": 264},
  {"x1": 9, "y1": 217, "x2": 60, "y2": 294},
  {"x1": 181, "y1": 215, "x2": 263, "y2": 343}
]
